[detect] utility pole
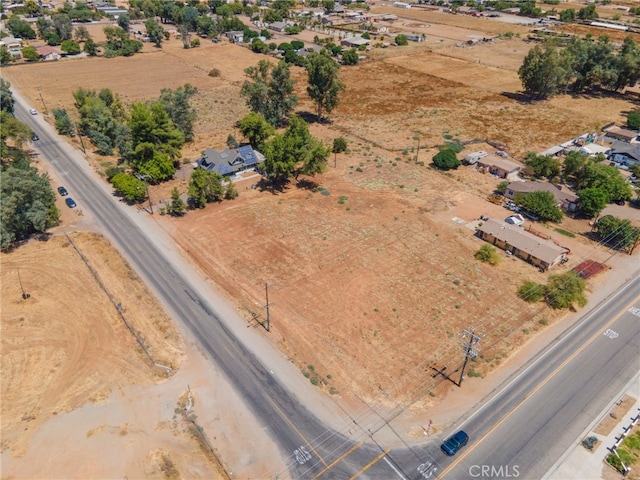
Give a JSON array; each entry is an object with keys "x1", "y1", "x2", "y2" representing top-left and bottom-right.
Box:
[
  {"x1": 76, "y1": 126, "x2": 86, "y2": 154},
  {"x1": 37, "y1": 87, "x2": 48, "y2": 114},
  {"x1": 261, "y1": 283, "x2": 274, "y2": 332},
  {"x1": 458, "y1": 329, "x2": 482, "y2": 387},
  {"x1": 414, "y1": 136, "x2": 421, "y2": 164},
  {"x1": 17, "y1": 268, "x2": 30, "y2": 300}
]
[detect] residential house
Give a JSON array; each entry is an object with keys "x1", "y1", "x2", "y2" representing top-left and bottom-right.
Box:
[
  {"x1": 0, "y1": 36, "x2": 22, "y2": 59},
  {"x1": 476, "y1": 154, "x2": 521, "y2": 179},
  {"x1": 504, "y1": 180, "x2": 578, "y2": 212},
  {"x1": 608, "y1": 142, "x2": 640, "y2": 166},
  {"x1": 226, "y1": 31, "x2": 244, "y2": 43},
  {"x1": 268, "y1": 21, "x2": 289, "y2": 32},
  {"x1": 35, "y1": 45, "x2": 63, "y2": 61},
  {"x1": 477, "y1": 218, "x2": 569, "y2": 271},
  {"x1": 340, "y1": 36, "x2": 370, "y2": 48},
  {"x1": 195, "y1": 145, "x2": 265, "y2": 177},
  {"x1": 604, "y1": 125, "x2": 638, "y2": 143}
]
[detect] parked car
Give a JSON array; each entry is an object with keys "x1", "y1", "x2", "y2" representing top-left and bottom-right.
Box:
[
  {"x1": 505, "y1": 214, "x2": 525, "y2": 226},
  {"x1": 29, "y1": 108, "x2": 37, "y2": 115},
  {"x1": 441, "y1": 430, "x2": 469, "y2": 456},
  {"x1": 57, "y1": 186, "x2": 69, "y2": 196},
  {"x1": 32, "y1": 134, "x2": 39, "y2": 141},
  {"x1": 614, "y1": 199, "x2": 626, "y2": 206},
  {"x1": 522, "y1": 210, "x2": 540, "y2": 221},
  {"x1": 65, "y1": 197, "x2": 77, "y2": 208}
]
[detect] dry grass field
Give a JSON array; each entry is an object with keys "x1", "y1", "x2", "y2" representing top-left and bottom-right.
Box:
[{"x1": 2, "y1": 9, "x2": 638, "y2": 410}]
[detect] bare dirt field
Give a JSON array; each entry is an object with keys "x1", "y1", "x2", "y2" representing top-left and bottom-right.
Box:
[{"x1": 2, "y1": 13, "x2": 640, "y2": 476}]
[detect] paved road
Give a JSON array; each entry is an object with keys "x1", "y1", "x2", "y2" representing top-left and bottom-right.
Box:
[
  {"x1": 437, "y1": 275, "x2": 640, "y2": 480},
  {"x1": 15, "y1": 98, "x2": 640, "y2": 480}
]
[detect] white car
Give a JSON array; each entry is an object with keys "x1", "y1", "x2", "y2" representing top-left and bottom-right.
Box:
[
  {"x1": 29, "y1": 108, "x2": 37, "y2": 115},
  {"x1": 505, "y1": 214, "x2": 525, "y2": 226}
]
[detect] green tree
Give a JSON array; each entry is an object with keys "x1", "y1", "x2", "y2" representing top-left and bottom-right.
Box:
[
  {"x1": 561, "y1": 36, "x2": 616, "y2": 92},
  {"x1": 627, "y1": 111, "x2": 640, "y2": 130},
  {"x1": 0, "y1": 46, "x2": 13, "y2": 66},
  {"x1": 432, "y1": 149, "x2": 461, "y2": 170},
  {"x1": 36, "y1": 17, "x2": 54, "y2": 39},
  {"x1": 299, "y1": 139, "x2": 331, "y2": 176},
  {"x1": 612, "y1": 37, "x2": 640, "y2": 91},
  {"x1": 118, "y1": 13, "x2": 131, "y2": 32},
  {"x1": 167, "y1": 187, "x2": 186, "y2": 215},
  {"x1": 475, "y1": 244, "x2": 501, "y2": 266},
  {"x1": 239, "y1": 112, "x2": 275, "y2": 148},
  {"x1": 562, "y1": 150, "x2": 590, "y2": 187},
  {"x1": 559, "y1": 8, "x2": 575, "y2": 22},
  {"x1": 518, "y1": 190, "x2": 563, "y2": 222},
  {"x1": 395, "y1": 34, "x2": 408, "y2": 46},
  {"x1": 1, "y1": 111, "x2": 33, "y2": 158},
  {"x1": 524, "y1": 152, "x2": 561, "y2": 179},
  {"x1": 240, "y1": 60, "x2": 298, "y2": 126},
  {"x1": 1, "y1": 160, "x2": 59, "y2": 250},
  {"x1": 577, "y1": 187, "x2": 608, "y2": 218},
  {"x1": 146, "y1": 18, "x2": 164, "y2": 46},
  {"x1": 21, "y1": 46, "x2": 40, "y2": 62},
  {"x1": 44, "y1": 32, "x2": 62, "y2": 46},
  {"x1": 341, "y1": 48, "x2": 358, "y2": 65},
  {"x1": 128, "y1": 101, "x2": 184, "y2": 163},
  {"x1": 518, "y1": 280, "x2": 545, "y2": 303},
  {"x1": 52, "y1": 14, "x2": 73, "y2": 40},
  {"x1": 52, "y1": 108, "x2": 75, "y2": 136},
  {"x1": 250, "y1": 39, "x2": 268, "y2": 54},
  {"x1": 188, "y1": 168, "x2": 225, "y2": 207},
  {"x1": 306, "y1": 50, "x2": 345, "y2": 121},
  {"x1": 103, "y1": 26, "x2": 143, "y2": 57},
  {"x1": 110, "y1": 172, "x2": 147, "y2": 202},
  {"x1": 581, "y1": 162, "x2": 633, "y2": 202},
  {"x1": 0, "y1": 79, "x2": 15, "y2": 115},
  {"x1": 7, "y1": 16, "x2": 36, "y2": 39},
  {"x1": 74, "y1": 25, "x2": 90, "y2": 42},
  {"x1": 332, "y1": 136, "x2": 347, "y2": 166},
  {"x1": 262, "y1": 117, "x2": 315, "y2": 185},
  {"x1": 158, "y1": 84, "x2": 198, "y2": 142},
  {"x1": 577, "y1": 4, "x2": 598, "y2": 20},
  {"x1": 596, "y1": 216, "x2": 640, "y2": 250},
  {"x1": 518, "y1": 41, "x2": 567, "y2": 98},
  {"x1": 545, "y1": 271, "x2": 587, "y2": 310},
  {"x1": 225, "y1": 179, "x2": 239, "y2": 200},
  {"x1": 84, "y1": 37, "x2": 99, "y2": 56},
  {"x1": 61, "y1": 39, "x2": 81, "y2": 55}
]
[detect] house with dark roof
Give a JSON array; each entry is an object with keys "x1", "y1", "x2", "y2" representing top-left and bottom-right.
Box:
[
  {"x1": 608, "y1": 142, "x2": 640, "y2": 166},
  {"x1": 195, "y1": 145, "x2": 265, "y2": 177},
  {"x1": 477, "y1": 219, "x2": 569, "y2": 271},
  {"x1": 505, "y1": 180, "x2": 578, "y2": 212}
]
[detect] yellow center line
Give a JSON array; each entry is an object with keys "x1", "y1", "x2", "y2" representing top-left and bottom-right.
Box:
[
  {"x1": 438, "y1": 295, "x2": 640, "y2": 479},
  {"x1": 314, "y1": 441, "x2": 364, "y2": 479},
  {"x1": 349, "y1": 449, "x2": 391, "y2": 480},
  {"x1": 264, "y1": 395, "x2": 328, "y2": 467}
]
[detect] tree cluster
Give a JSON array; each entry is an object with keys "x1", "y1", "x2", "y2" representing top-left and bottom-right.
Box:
[
  {"x1": 519, "y1": 36, "x2": 640, "y2": 99},
  {"x1": 518, "y1": 271, "x2": 587, "y2": 310},
  {"x1": 1, "y1": 83, "x2": 59, "y2": 250},
  {"x1": 595, "y1": 216, "x2": 640, "y2": 251},
  {"x1": 522, "y1": 150, "x2": 632, "y2": 218}
]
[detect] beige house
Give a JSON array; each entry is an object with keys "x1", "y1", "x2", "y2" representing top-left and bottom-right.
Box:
[
  {"x1": 476, "y1": 154, "x2": 521, "y2": 180},
  {"x1": 477, "y1": 219, "x2": 569, "y2": 271}
]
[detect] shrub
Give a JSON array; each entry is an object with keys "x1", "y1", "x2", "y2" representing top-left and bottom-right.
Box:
[
  {"x1": 518, "y1": 280, "x2": 545, "y2": 303},
  {"x1": 475, "y1": 244, "x2": 501, "y2": 265},
  {"x1": 627, "y1": 111, "x2": 640, "y2": 130},
  {"x1": 208, "y1": 68, "x2": 221, "y2": 77},
  {"x1": 432, "y1": 149, "x2": 461, "y2": 170}
]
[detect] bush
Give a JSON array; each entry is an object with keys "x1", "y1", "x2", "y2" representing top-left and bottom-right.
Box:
[
  {"x1": 395, "y1": 34, "x2": 408, "y2": 46},
  {"x1": 475, "y1": 244, "x2": 501, "y2": 266},
  {"x1": 105, "y1": 165, "x2": 125, "y2": 180},
  {"x1": 518, "y1": 280, "x2": 545, "y2": 303},
  {"x1": 208, "y1": 68, "x2": 221, "y2": 77},
  {"x1": 627, "y1": 111, "x2": 640, "y2": 130},
  {"x1": 432, "y1": 149, "x2": 461, "y2": 170}
]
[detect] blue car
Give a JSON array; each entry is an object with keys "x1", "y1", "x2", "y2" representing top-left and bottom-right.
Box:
[
  {"x1": 65, "y1": 198, "x2": 77, "y2": 208},
  {"x1": 441, "y1": 430, "x2": 469, "y2": 456}
]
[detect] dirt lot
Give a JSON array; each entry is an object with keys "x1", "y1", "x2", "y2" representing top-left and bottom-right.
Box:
[{"x1": 2, "y1": 13, "x2": 640, "y2": 475}]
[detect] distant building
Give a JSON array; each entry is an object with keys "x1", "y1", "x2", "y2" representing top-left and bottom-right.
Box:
[
  {"x1": 505, "y1": 180, "x2": 578, "y2": 212},
  {"x1": 340, "y1": 36, "x2": 370, "y2": 48},
  {"x1": 604, "y1": 125, "x2": 638, "y2": 143}
]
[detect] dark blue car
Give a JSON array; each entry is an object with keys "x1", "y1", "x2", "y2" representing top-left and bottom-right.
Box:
[
  {"x1": 65, "y1": 198, "x2": 77, "y2": 208},
  {"x1": 441, "y1": 430, "x2": 469, "y2": 456}
]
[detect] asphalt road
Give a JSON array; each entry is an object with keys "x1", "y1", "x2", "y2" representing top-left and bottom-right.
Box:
[
  {"x1": 437, "y1": 275, "x2": 640, "y2": 480},
  {"x1": 15, "y1": 98, "x2": 640, "y2": 480}
]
